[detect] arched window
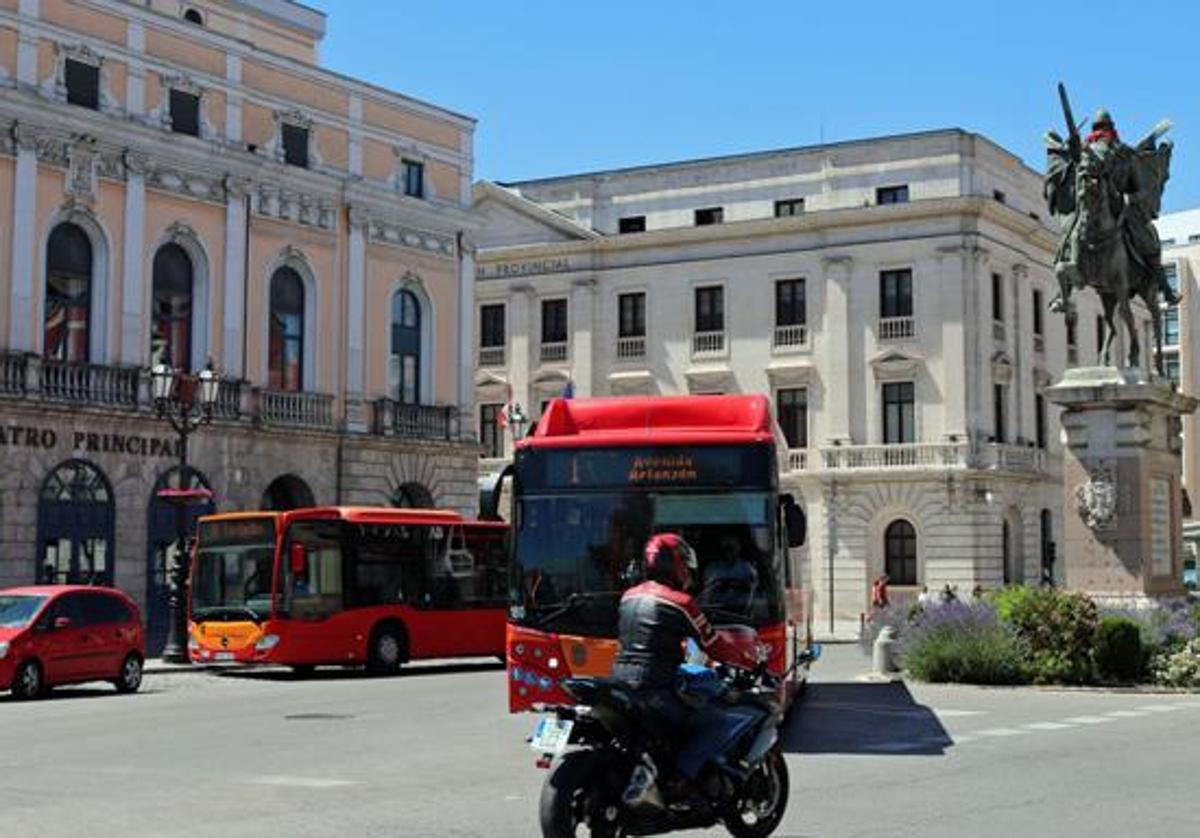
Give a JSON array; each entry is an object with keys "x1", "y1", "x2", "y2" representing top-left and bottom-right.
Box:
[
  {"x1": 884, "y1": 519, "x2": 917, "y2": 586},
  {"x1": 37, "y1": 460, "x2": 115, "y2": 586},
  {"x1": 45, "y1": 223, "x2": 93, "y2": 362},
  {"x1": 150, "y1": 243, "x2": 194, "y2": 369},
  {"x1": 262, "y1": 474, "x2": 315, "y2": 511},
  {"x1": 391, "y1": 289, "x2": 421, "y2": 404},
  {"x1": 392, "y1": 482, "x2": 434, "y2": 509},
  {"x1": 268, "y1": 267, "x2": 305, "y2": 391},
  {"x1": 183, "y1": 8, "x2": 204, "y2": 25}
]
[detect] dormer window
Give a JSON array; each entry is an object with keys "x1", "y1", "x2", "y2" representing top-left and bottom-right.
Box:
[
  {"x1": 282, "y1": 123, "x2": 310, "y2": 168},
  {"x1": 65, "y1": 58, "x2": 100, "y2": 110},
  {"x1": 169, "y1": 89, "x2": 201, "y2": 137},
  {"x1": 401, "y1": 159, "x2": 425, "y2": 198}
]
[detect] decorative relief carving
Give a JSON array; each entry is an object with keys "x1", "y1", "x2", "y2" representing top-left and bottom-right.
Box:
[
  {"x1": 65, "y1": 136, "x2": 98, "y2": 203},
  {"x1": 363, "y1": 212, "x2": 455, "y2": 256},
  {"x1": 145, "y1": 163, "x2": 227, "y2": 204},
  {"x1": 253, "y1": 184, "x2": 336, "y2": 230},
  {"x1": 1075, "y1": 463, "x2": 1118, "y2": 533}
]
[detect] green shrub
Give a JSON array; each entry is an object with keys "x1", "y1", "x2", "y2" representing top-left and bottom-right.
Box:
[
  {"x1": 1150, "y1": 638, "x2": 1200, "y2": 687},
  {"x1": 1094, "y1": 617, "x2": 1144, "y2": 682},
  {"x1": 988, "y1": 587, "x2": 1099, "y2": 684},
  {"x1": 901, "y1": 600, "x2": 1027, "y2": 685}
]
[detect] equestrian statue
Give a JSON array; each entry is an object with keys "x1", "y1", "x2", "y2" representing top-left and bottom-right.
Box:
[{"x1": 1044, "y1": 82, "x2": 1177, "y2": 373}]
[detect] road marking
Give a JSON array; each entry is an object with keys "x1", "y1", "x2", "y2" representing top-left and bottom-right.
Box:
[
  {"x1": 1105, "y1": 710, "x2": 1150, "y2": 718},
  {"x1": 953, "y1": 735, "x2": 978, "y2": 744},
  {"x1": 933, "y1": 709, "x2": 988, "y2": 718},
  {"x1": 1137, "y1": 704, "x2": 1183, "y2": 713},
  {"x1": 975, "y1": 727, "x2": 1027, "y2": 738},
  {"x1": 249, "y1": 776, "x2": 360, "y2": 789},
  {"x1": 1023, "y1": 722, "x2": 1074, "y2": 731},
  {"x1": 1062, "y1": 716, "x2": 1115, "y2": 725}
]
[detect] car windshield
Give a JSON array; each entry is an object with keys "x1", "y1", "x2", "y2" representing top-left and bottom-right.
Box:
[
  {"x1": 0, "y1": 595, "x2": 48, "y2": 628},
  {"x1": 512, "y1": 491, "x2": 782, "y2": 637},
  {"x1": 192, "y1": 543, "x2": 277, "y2": 622}
]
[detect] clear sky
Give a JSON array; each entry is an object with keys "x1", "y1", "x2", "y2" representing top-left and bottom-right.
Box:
[{"x1": 314, "y1": 0, "x2": 1200, "y2": 213}]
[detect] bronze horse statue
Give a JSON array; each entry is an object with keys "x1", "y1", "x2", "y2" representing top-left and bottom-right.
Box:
[{"x1": 1066, "y1": 143, "x2": 1164, "y2": 373}]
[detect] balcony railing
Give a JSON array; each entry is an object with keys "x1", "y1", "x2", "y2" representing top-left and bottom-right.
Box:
[
  {"x1": 878, "y1": 316, "x2": 915, "y2": 341},
  {"x1": 692, "y1": 330, "x2": 726, "y2": 356},
  {"x1": 374, "y1": 400, "x2": 458, "y2": 441},
  {"x1": 478, "y1": 345, "x2": 506, "y2": 367},
  {"x1": 1, "y1": 352, "x2": 27, "y2": 395},
  {"x1": 42, "y1": 360, "x2": 140, "y2": 407},
  {"x1": 773, "y1": 324, "x2": 809, "y2": 351},
  {"x1": 259, "y1": 389, "x2": 335, "y2": 429},
  {"x1": 214, "y1": 379, "x2": 245, "y2": 421},
  {"x1": 784, "y1": 449, "x2": 809, "y2": 472},
  {"x1": 540, "y1": 341, "x2": 568, "y2": 363},
  {"x1": 822, "y1": 442, "x2": 970, "y2": 471},
  {"x1": 978, "y1": 443, "x2": 1047, "y2": 473},
  {"x1": 616, "y1": 336, "x2": 646, "y2": 360}
]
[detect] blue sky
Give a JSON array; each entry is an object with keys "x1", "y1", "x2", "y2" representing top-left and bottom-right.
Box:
[{"x1": 315, "y1": 1, "x2": 1200, "y2": 212}]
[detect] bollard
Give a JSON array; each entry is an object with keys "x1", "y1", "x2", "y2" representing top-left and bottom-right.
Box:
[{"x1": 872, "y1": 625, "x2": 898, "y2": 674}]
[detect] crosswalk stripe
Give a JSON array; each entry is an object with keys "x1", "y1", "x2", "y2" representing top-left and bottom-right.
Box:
[
  {"x1": 975, "y1": 727, "x2": 1027, "y2": 737},
  {"x1": 1023, "y1": 722, "x2": 1074, "y2": 731},
  {"x1": 1137, "y1": 705, "x2": 1183, "y2": 713},
  {"x1": 1062, "y1": 716, "x2": 1115, "y2": 724},
  {"x1": 1106, "y1": 710, "x2": 1149, "y2": 718}
]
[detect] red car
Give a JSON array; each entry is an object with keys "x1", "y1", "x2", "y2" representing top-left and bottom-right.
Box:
[{"x1": 0, "y1": 586, "x2": 146, "y2": 700}]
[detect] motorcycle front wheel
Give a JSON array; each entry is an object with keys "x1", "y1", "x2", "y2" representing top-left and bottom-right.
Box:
[
  {"x1": 539, "y1": 750, "x2": 624, "y2": 838},
  {"x1": 723, "y1": 747, "x2": 789, "y2": 838}
]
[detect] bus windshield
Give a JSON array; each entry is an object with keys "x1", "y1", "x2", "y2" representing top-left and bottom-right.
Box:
[
  {"x1": 512, "y1": 489, "x2": 782, "y2": 637},
  {"x1": 191, "y1": 518, "x2": 277, "y2": 622}
]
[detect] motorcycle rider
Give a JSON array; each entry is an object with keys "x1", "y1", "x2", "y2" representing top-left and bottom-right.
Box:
[{"x1": 611, "y1": 532, "x2": 757, "y2": 805}]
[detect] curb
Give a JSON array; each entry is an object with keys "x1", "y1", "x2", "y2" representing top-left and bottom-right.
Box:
[{"x1": 144, "y1": 662, "x2": 238, "y2": 675}]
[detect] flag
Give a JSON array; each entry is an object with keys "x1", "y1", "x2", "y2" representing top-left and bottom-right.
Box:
[{"x1": 497, "y1": 382, "x2": 513, "y2": 428}]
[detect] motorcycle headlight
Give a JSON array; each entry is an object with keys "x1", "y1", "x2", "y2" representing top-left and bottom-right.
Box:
[
  {"x1": 255, "y1": 634, "x2": 280, "y2": 651},
  {"x1": 0, "y1": 642, "x2": 9, "y2": 660}
]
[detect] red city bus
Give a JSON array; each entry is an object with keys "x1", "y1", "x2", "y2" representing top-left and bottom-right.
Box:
[
  {"x1": 483, "y1": 394, "x2": 815, "y2": 713},
  {"x1": 188, "y1": 507, "x2": 509, "y2": 672}
]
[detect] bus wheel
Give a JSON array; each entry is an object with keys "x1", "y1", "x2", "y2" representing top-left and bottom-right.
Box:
[{"x1": 367, "y1": 625, "x2": 406, "y2": 676}]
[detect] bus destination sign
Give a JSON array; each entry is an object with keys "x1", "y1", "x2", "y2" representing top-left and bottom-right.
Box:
[
  {"x1": 199, "y1": 518, "x2": 276, "y2": 546},
  {"x1": 627, "y1": 454, "x2": 698, "y2": 484}
]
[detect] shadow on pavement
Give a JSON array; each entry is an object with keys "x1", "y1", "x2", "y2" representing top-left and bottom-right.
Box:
[
  {"x1": 2, "y1": 685, "x2": 162, "y2": 703},
  {"x1": 218, "y1": 660, "x2": 505, "y2": 683},
  {"x1": 782, "y1": 681, "x2": 952, "y2": 756}
]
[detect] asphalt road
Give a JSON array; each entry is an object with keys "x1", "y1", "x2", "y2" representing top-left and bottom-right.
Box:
[{"x1": 3, "y1": 647, "x2": 1199, "y2": 838}]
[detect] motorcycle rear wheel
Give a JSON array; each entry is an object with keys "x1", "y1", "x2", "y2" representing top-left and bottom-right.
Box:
[
  {"x1": 723, "y1": 748, "x2": 789, "y2": 838},
  {"x1": 539, "y1": 751, "x2": 624, "y2": 838}
]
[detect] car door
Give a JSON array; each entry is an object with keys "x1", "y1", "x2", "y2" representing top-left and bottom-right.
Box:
[
  {"x1": 81, "y1": 593, "x2": 125, "y2": 677},
  {"x1": 35, "y1": 594, "x2": 93, "y2": 685}
]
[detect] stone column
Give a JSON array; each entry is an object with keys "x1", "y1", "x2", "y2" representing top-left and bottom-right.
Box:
[
  {"x1": 120, "y1": 151, "x2": 148, "y2": 364},
  {"x1": 343, "y1": 205, "x2": 368, "y2": 432},
  {"x1": 7, "y1": 124, "x2": 37, "y2": 351},
  {"x1": 821, "y1": 255, "x2": 853, "y2": 444},
  {"x1": 458, "y1": 235, "x2": 475, "y2": 433},
  {"x1": 222, "y1": 177, "x2": 250, "y2": 377},
  {"x1": 570, "y1": 277, "x2": 596, "y2": 397},
  {"x1": 1046, "y1": 367, "x2": 1198, "y2": 601},
  {"x1": 936, "y1": 244, "x2": 969, "y2": 440}
]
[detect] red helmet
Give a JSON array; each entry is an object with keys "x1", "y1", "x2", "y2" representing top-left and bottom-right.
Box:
[{"x1": 643, "y1": 533, "x2": 698, "y2": 590}]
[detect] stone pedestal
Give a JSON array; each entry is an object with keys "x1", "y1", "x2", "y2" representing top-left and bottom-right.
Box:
[{"x1": 1046, "y1": 367, "x2": 1197, "y2": 600}]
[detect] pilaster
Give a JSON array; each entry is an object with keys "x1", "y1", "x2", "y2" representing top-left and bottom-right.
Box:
[
  {"x1": 120, "y1": 151, "x2": 147, "y2": 363},
  {"x1": 821, "y1": 255, "x2": 853, "y2": 443},
  {"x1": 8, "y1": 124, "x2": 37, "y2": 351},
  {"x1": 457, "y1": 235, "x2": 475, "y2": 427},
  {"x1": 570, "y1": 276, "x2": 596, "y2": 398},
  {"x1": 222, "y1": 176, "x2": 251, "y2": 376},
  {"x1": 344, "y1": 205, "x2": 368, "y2": 432}
]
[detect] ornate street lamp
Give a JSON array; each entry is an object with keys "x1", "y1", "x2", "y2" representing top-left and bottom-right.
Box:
[
  {"x1": 508, "y1": 402, "x2": 530, "y2": 442},
  {"x1": 151, "y1": 359, "x2": 220, "y2": 664}
]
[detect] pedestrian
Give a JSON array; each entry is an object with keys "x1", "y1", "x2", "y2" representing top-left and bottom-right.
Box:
[
  {"x1": 940, "y1": 583, "x2": 958, "y2": 603},
  {"x1": 917, "y1": 584, "x2": 937, "y2": 608},
  {"x1": 870, "y1": 574, "x2": 890, "y2": 610}
]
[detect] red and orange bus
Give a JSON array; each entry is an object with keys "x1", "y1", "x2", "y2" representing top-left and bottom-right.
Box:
[
  {"x1": 188, "y1": 507, "x2": 509, "y2": 673},
  {"x1": 484, "y1": 394, "x2": 815, "y2": 713}
]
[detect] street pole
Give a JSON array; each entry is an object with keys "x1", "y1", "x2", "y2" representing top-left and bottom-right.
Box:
[{"x1": 160, "y1": 422, "x2": 191, "y2": 664}]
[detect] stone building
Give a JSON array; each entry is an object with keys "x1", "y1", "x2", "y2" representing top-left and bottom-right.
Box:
[
  {"x1": 0, "y1": 0, "x2": 480, "y2": 651},
  {"x1": 473, "y1": 130, "x2": 1160, "y2": 634}
]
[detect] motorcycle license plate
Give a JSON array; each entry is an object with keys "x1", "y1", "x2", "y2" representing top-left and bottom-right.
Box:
[
  {"x1": 213, "y1": 652, "x2": 235, "y2": 662},
  {"x1": 530, "y1": 718, "x2": 574, "y2": 754}
]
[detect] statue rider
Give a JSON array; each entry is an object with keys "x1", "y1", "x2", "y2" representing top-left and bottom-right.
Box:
[{"x1": 1046, "y1": 107, "x2": 1178, "y2": 314}]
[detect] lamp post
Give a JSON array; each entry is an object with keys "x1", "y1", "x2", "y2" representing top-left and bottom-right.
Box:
[
  {"x1": 151, "y1": 361, "x2": 220, "y2": 663},
  {"x1": 508, "y1": 402, "x2": 530, "y2": 444}
]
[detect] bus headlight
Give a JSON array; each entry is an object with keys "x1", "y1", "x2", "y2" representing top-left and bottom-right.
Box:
[
  {"x1": 0, "y1": 642, "x2": 9, "y2": 659},
  {"x1": 255, "y1": 634, "x2": 281, "y2": 651}
]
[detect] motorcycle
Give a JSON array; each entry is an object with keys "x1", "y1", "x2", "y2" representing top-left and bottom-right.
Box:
[{"x1": 528, "y1": 628, "x2": 801, "y2": 837}]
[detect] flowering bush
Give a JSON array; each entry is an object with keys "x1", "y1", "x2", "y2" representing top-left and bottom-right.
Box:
[
  {"x1": 989, "y1": 587, "x2": 1098, "y2": 684},
  {"x1": 1149, "y1": 638, "x2": 1200, "y2": 688},
  {"x1": 901, "y1": 600, "x2": 1027, "y2": 685}
]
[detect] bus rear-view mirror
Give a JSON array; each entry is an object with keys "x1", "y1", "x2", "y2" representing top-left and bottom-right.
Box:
[{"x1": 782, "y1": 498, "x2": 806, "y2": 549}]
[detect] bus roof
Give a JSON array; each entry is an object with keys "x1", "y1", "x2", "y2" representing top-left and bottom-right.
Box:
[
  {"x1": 519, "y1": 394, "x2": 776, "y2": 449},
  {"x1": 199, "y1": 507, "x2": 506, "y2": 528}
]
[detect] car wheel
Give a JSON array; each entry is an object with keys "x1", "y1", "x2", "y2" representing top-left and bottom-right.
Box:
[
  {"x1": 291, "y1": 665, "x2": 316, "y2": 678},
  {"x1": 113, "y1": 653, "x2": 143, "y2": 694},
  {"x1": 11, "y1": 660, "x2": 44, "y2": 700},
  {"x1": 367, "y1": 625, "x2": 406, "y2": 676}
]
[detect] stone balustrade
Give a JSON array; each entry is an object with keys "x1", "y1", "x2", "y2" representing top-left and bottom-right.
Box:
[{"x1": 373, "y1": 399, "x2": 458, "y2": 441}]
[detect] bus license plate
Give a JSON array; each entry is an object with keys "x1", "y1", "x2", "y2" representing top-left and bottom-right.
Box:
[
  {"x1": 214, "y1": 652, "x2": 235, "y2": 662},
  {"x1": 530, "y1": 718, "x2": 574, "y2": 754}
]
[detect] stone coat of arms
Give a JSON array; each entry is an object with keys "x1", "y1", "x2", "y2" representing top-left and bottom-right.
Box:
[{"x1": 1075, "y1": 466, "x2": 1118, "y2": 532}]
